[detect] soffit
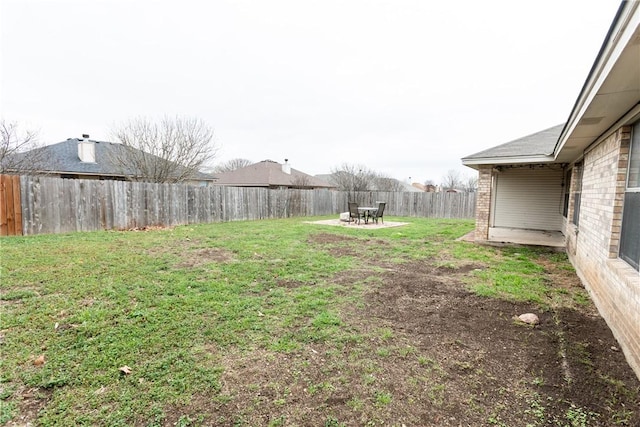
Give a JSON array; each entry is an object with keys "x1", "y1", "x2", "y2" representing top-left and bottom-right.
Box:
[{"x1": 555, "y1": 7, "x2": 640, "y2": 163}]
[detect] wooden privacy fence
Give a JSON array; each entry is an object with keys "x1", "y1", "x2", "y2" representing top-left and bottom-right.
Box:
[{"x1": 2, "y1": 175, "x2": 476, "y2": 235}]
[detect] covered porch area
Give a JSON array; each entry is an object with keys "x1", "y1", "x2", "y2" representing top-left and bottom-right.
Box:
[{"x1": 488, "y1": 227, "x2": 565, "y2": 248}]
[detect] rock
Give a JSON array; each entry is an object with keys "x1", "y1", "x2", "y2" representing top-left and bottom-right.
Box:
[
  {"x1": 339, "y1": 212, "x2": 350, "y2": 222},
  {"x1": 33, "y1": 354, "x2": 45, "y2": 367},
  {"x1": 119, "y1": 365, "x2": 132, "y2": 375},
  {"x1": 517, "y1": 313, "x2": 540, "y2": 325}
]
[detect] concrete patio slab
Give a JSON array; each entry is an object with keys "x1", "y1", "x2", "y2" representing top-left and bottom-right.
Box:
[
  {"x1": 487, "y1": 227, "x2": 565, "y2": 248},
  {"x1": 304, "y1": 219, "x2": 409, "y2": 229}
]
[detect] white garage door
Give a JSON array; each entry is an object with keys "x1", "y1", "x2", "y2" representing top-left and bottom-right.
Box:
[{"x1": 492, "y1": 168, "x2": 564, "y2": 231}]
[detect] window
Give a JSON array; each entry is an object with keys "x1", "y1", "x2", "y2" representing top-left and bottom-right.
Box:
[
  {"x1": 572, "y1": 162, "x2": 583, "y2": 226},
  {"x1": 619, "y1": 122, "x2": 640, "y2": 271},
  {"x1": 562, "y1": 169, "x2": 571, "y2": 217}
]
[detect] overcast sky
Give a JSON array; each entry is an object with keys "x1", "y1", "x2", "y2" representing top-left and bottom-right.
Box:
[{"x1": 1, "y1": 0, "x2": 619, "y2": 184}]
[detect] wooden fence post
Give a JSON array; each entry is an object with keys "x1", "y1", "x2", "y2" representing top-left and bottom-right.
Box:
[{"x1": 0, "y1": 175, "x2": 7, "y2": 236}]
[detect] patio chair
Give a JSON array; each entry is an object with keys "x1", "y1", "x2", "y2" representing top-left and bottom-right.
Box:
[
  {"x1": 370, "y1": 202, "x2": 386, "y2": 224},
  {"x1": 348, "y1": 202, "x2": 364, "y2": 225}
]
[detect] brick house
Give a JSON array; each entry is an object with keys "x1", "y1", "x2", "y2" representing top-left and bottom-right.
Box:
[{"x1": 462, "y1": 1, "x2": 639, "y2": 378}]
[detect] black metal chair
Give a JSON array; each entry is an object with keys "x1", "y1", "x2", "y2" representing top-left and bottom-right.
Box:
[
  {"x1": 370, "y1": 202, "x2": 386, "y2": 224},
  {"x1": 348, "y1": 202, "x2": 364, "y2": 225}
]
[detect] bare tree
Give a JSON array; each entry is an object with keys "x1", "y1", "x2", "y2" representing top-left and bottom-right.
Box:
[
  {"x1": 441, "y1": 169, "x2": 463, "y2": 191},
  {"x1": 329, "y1": 164, "x2": 408, "y2": 192},
  {"x1": 212, "y1": 158, "x2": 252, "y2": 173},
  {"x1": 462, "y1": 173, "x2": 478, "y2": 192},
  {"x1": 291, "y1": 174, "x2": 311, "y2": 188},
  {"x1": 108, "y1": 116, "x2": 219, "y2": 183},
  {"x1": 372, "y1": 174, "x2": 404, "y2": 192},
  {"x1": 330, "y1": 163, "x2": 374, "y2": 192},
  {"x1": 0, "y1": 119, "x2": 47, "y2": 174}
]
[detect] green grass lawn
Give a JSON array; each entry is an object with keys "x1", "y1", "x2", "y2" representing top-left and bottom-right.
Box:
[{"x1": 0, "y1": 217, "x2": 612, "y2": 425}]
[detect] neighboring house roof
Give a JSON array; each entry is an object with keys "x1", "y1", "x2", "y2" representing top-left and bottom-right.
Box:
[
  {"x1": 4, "y1": 138, "x2": 216, "y2": 181},
  {"x1": 314, "y1": 173, "x2": 334, "y2": 184},
  {"x1": 462, "y1": 124, "x2": 564, "y2": 167},
  {"x1": 399, "y1": 181, "x2": 423, "y2": 192},
  {"x1": 413, "y1": 183, "x2": 437, "y2": 192},
  {"x1": 213, "y1": 160, "x2": 334, "y2": 189},
  {"x1": 314, "y1": 173, "x2": 421, "y2": 192}
]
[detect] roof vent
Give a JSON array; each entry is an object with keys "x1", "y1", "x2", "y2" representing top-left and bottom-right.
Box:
[{"x1": 578, "y1": 117, "x2": 604, "y2": 125}]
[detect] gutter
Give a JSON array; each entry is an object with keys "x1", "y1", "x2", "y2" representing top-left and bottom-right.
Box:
[{"x1": 462, "y1": 154, "x2": 555, "y2": 166}]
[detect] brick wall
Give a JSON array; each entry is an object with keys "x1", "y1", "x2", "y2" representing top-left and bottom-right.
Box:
[
  {"x1": 568, "y1": 126, "x2": 640, "y2": 378},
  {"x1": 474, "y1": 166, "x2": 493, "y2": 241}
]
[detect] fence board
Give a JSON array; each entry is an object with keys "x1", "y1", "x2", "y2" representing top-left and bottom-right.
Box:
[
  {"x1": 5, "y1": 175, "x2": 17, "y2": 235},
  {"x1": 0, "y1": 175, "x2": 23, "y2": 235},
  {"x1": 19, "y1": 175, "x2": 30, "y2": 234},
  {"x1": 0, "y1": 175, "x2": 9, "y2": 235},
  {"x1": 10, "y1": 175, "x2": 22, "y2": 235},
  {"x1": 6, "y1": 175, "x2": 17, "y2": 235}
]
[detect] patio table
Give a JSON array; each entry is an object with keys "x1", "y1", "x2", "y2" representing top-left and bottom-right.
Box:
[{"x1": 357, "y1": 207, "x2": 377, "y2": 224}]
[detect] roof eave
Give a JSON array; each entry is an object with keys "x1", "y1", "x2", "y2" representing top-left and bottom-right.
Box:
[{"x1": 554, "y1": 1, "x2": 640, "y2": 159}]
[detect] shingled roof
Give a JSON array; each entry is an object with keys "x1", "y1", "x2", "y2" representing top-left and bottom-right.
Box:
[
  {"x1": 4, "y1": 138, "x2": 215, "y2": 181},
  {"x1": 462, "y1": 124, "x2": 565, "y2": 166},
  {"x1": 213, "y1": 160, "x2": 334, "y2": 189}
]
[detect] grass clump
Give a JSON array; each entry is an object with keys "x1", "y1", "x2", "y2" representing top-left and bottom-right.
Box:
[{"x1": 453, "y1": 245, "x2": 584, "y2": 309}]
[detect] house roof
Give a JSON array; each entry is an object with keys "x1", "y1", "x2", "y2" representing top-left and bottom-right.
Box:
[
  {"x1": 462, "y1": 1, "x2": 640, "y2": 168},
  {"x1": 462, "y1": 124, "x2": 564, "y2": 166},
  {"x1": 6, "y1": 138, "x2": 216, "y2": 181},
  {"x1": 399, "y1": 182, "x2": 423, "y2": 192},
  {"x1": 554, "y1": 1, "x2": 640, "y2": 163},
  {"x1": 314, "y1": 173, "x2": 334, "y2": 184},
  {"x1": 213, "y1": 160, "x2": 334, "y2": 188},
  {"x1": 314, "y1": 172, "x2": 421, "y2": 192},
  {"x1": 32, "y1": 138, "x2": 126, "y2": 176}
]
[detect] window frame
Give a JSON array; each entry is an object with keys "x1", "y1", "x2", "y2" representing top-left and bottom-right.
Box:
[
  {"x1": 562, "y1": 168, "x2": 571, "y2": 218},
  {"x1": 572, "y1": 162, "x2": 583, "y2": 226},
  {"x1": 619, "y1": 122, "x2": 640, "y2": 271}
]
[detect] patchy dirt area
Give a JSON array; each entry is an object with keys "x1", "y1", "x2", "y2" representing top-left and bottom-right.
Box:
[
  {"x1": 145, "y1": 238, "x2": 237, "y2": 268},
  {"x1": 347, "y1": 261, "x2": 638, "y2": 426},
  {"x1": 183, "y1": 235, "x2": 640, "y2": 426},
  {"x1": 174, "y1": 247, "x2": 236, "y2": 268}
]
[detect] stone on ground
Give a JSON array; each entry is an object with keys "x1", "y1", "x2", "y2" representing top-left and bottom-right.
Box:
[{"x1": 517, "y1": 313, "x2": 540, "y2": 325}]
